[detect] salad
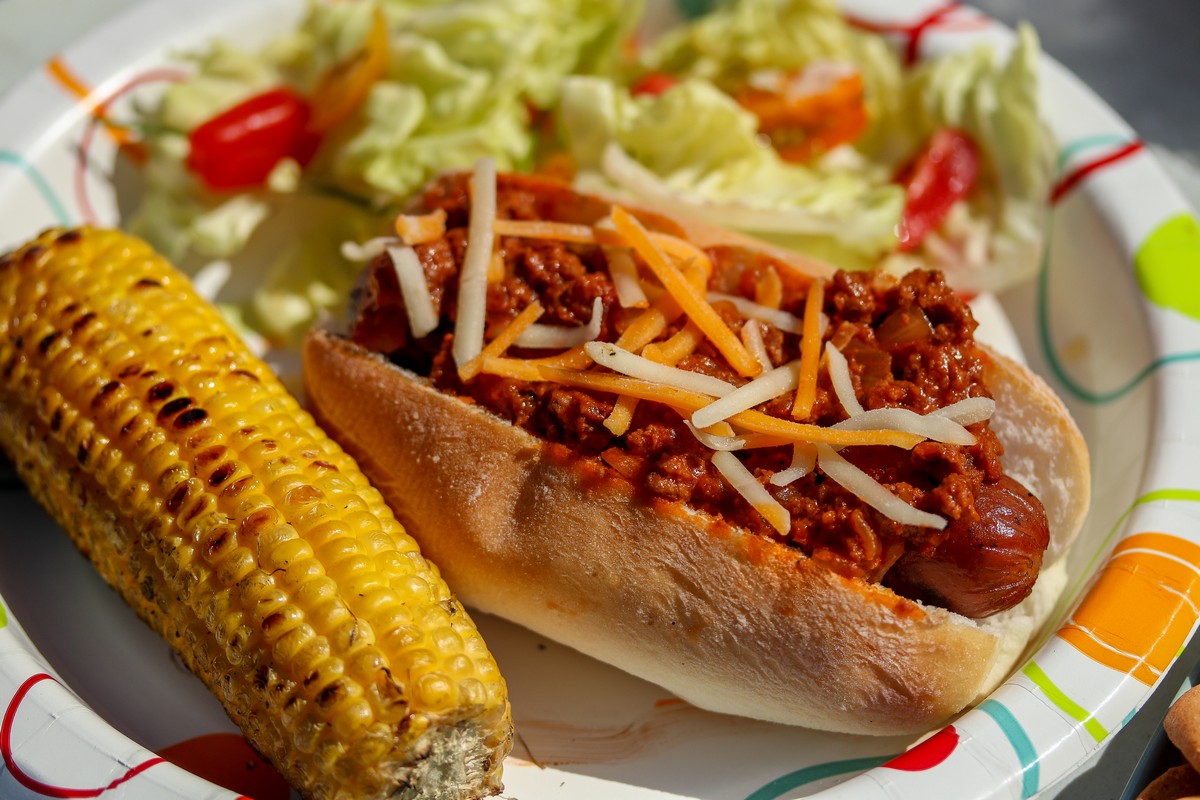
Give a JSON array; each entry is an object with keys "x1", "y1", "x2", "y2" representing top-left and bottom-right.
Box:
[{"x1": 128, "y1": 0, "x2": 1053, "y2": 351}]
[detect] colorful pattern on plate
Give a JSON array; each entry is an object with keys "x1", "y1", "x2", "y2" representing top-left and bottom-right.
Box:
[{"x1": 0, "y1": 1, "x2": 1197, "y2": 799}]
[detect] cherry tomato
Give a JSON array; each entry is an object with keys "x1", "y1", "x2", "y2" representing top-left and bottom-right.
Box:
[
  {"x1": 186, "y1": 87, "x2": 320, "y2": 191},
  {"x1": 631, "y1": 72, "x2": 679, "y2": 97},
  {"x1": 895, "y1": 128, "x2": 980, "y2": 252}
]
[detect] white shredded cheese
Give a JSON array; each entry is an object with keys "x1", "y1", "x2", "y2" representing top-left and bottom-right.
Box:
[
  {"x1": 815, "y1": 444, "x2": 947, "y2": 529},
  {"x1": 832, "y1": 407, "x2": 976, "y2": 446},
  {"x1": 386, "y1": 245, "x2": 439, "y2": 339},
  {"x1": 740, "y1": 319, "x2": 773, "y2": 372},
  {"x1": 930, "y1": 396, "x2": 997, "y2": 426},
  {"x1": 691, "y1": 360, "x2": 801, "y2": 431},
  {"x1": 711, "y1": 450, "x2": 791, "y2": 535},
  {"x1": 341, "y1": 236, "x2": 400, "y2": 263},
  {"x1": 451, "y1": 157, "x2": 497, "y2": 369},
  {"x1": 605, "y1": 247, "x2": 649, "y2": 308},
  {"x1": 515, "y1": 297, "x2": 604, "y2": 350},
  {"x1": 825, "y1": 343, "x2": 864, "y2": 417},
  {"x1": 685, "y1": 422, "x2": 747, "y2": 452},
  {"x1": 708, "y1": 292, "x2": 805, "y2": 335},
  {"x1": 584, "y1": 341, "x2": 735, "y2": 398},
  {"x1": 769, "y1": 443, "x2": 817, "y2": 486}
]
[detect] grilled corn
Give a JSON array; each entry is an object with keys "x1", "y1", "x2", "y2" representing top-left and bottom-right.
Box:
[{"x1": 0, "y1": 227, "x2": 512, "y2": 800}]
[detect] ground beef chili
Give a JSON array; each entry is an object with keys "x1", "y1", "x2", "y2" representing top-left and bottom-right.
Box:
[{"x1": 349, "y1": 172, "x2": 1050, "y2": 619}]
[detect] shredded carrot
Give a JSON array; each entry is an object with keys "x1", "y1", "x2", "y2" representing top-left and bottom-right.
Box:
[
  {"x1": 610, "y1": 207, "x2": 761, "y2": 378},
  {"x1": 792, "y1": 280, "x2": 825, "y2": 420},
  {"x1": 459, "y1": 302, "x2": 545, "y2": 382}
]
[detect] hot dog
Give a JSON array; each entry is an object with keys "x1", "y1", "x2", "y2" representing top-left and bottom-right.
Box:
[{"x1": 301, "y1": 165, "x2": 1090, "y2": 735}]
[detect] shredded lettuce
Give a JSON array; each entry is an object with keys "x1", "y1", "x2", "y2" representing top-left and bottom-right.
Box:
[
  {"x1": 559, "y1": 76, "x2": 905, "y2": 258},
  {"x1": 130, "y1": 0, "x2": 635, "y2": 348}
]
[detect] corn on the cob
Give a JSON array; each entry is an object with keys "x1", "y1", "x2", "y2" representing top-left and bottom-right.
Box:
[{"x1": 0, "y1": 227, "x2": 512, "y2": 800}]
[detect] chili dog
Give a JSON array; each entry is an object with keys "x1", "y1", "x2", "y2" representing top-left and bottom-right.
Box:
[{"x1": 301, "y1": 165, "x2": 1090, "y2": 735}]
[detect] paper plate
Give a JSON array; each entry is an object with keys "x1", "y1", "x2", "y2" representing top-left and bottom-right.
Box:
[{"x1": 0, "y1": 1, "x2": 1197, "y2": 798}]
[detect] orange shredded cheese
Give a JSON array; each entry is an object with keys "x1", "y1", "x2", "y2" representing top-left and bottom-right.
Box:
[
  {"x1": 792, "y1": 279, "x2": 825, "y2": 420},
  {"x1": 755, "y1": 266, "x2": 784, "y2": 309},
  {"x1": 610, "y1": 206, "x2": 761, "y2": 378},
  {"x1": 458, "y1": 301, "x2": 544, "y2": 382},
  {"x1": 538, "y1": 367, "x2": 923, "y2": 449},
  {"x1": 479, "y1": 356, "x2": 547, "y2": 382}
]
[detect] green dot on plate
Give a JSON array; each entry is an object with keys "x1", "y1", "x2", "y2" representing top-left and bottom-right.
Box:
[{"x1": 1135, "y1": 213, "x2": 1200, "y2": 321}]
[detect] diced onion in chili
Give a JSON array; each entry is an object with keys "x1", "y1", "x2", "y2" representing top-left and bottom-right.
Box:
[
  {"x1": 769, "y1": 443, "x2": 817, "y2": 486},
  {"x1": 452, "y1": 157, "x2": 497, "y2": 368},
  {"x1": 825, "y1": 343, "x2": 864, "y2": 417},
  {"x1": 711, "y1": 450, "x2": 791, "y2": 535},
  {"x1": 691, "y1": 360, "x2": 801, "y2": 431},
  {"x1": 815, "y1": 444, "x2": 947, "y2": 529},
  {"x1": 585, "y1": 341, "x2": 735, "y2": 398},
  {"x1": 394, "y1": 208, "x2": 448, "y2": 246},
  {"x1": 515, "y1": 297, "x2": 604, "y2": 350},
  {"x1": 387, "y1": 245, "x2": 439, "y2": 339},
  {"x1": 832, "y1": 407, "x2": 976, "y2": 446},
  {"x1": 708, "y1": 292, "x2": 806, "y2": 334},
  {"x1": 930, "y1": 396, "x2": 996, "y2": 426}
]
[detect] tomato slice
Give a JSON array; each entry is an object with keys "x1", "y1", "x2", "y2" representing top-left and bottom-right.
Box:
[
  {"x1": 186, "y1": 87, "x2": 319, "y2": 191},
  {"x1": 631, "y1": 72, "x2": 679, "y2": 97},
  {"x1": 895, "y1": 128, "x2": 980, "y2": 252}
]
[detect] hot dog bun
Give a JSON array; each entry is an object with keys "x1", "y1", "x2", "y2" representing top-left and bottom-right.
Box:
[{"x1": 300, "y1": 176, "x2": 1090, "y2": 736}]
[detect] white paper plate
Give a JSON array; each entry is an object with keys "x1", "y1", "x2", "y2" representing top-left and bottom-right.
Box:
[{"x1": 1, "y1": 1, "x2": 1198, "y2": 798}]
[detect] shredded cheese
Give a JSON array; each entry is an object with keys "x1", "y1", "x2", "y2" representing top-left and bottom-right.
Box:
[
  {"x1": 606, "y1": 247, "x2": 649, "y2": 308},
  {"x1": 825, "y1": 342, "x2": 864, "y2": 417},
  {"x1": 755, "y1": 266, "x2": 784, "y2": 309},
  {"x1": 386, "y1": 245, "x2": 440, "y2": 340},
  {"x1": 487, "y1": 252, "x2": 505, "y2": 283},
  {"x1": 492, "y1": 218, "x2": 604, "y2": 243},
  {"x1": 394, "y1": 208, "x2": 447, "y2": 245},
  {"x1": 480, "y1": 356, "x2": 547, "y2": 382},
  {"x1": 515, "y1": 297, "x2": 604, "y2": 350},
  {"x1": 451, "y1": 158, "x2": 497, "y2": 369},
  {"x1": 534, "y1": 367, "x2": 922, "y2": 448},
  {"x1": 832, "y1": 407, "x2": 976, "y2": 446},
  {"x1": 711, "y1": 451, "x2": 791, "y2": 535},
  {"x1": 792, "y1": 280, "x2": 825, "y2": 420},
  {"x1": 691, "y1": 360, "x2": 801, "y2": 431},
  {"x1": 707, "y1": 292, "x2": 804, "y2": 335},
  {"x1": 585, "y1": 341, "x2": 735, "y2": 398},
  {"x1": 610, "y1": 206, "x2": 762, "y2": 378},
  {"x1": 815, "y1": 444, "x2": 947, "y2": 529},
  {"x1": 685, "y1": 422, "x2": 748, "y2": 452},
  {"x1": 342, "y1": 236, "x2": 399, "y2": 262},
  {"x1": 769, "y1": 443, "x2": 817, "y2": 486},
  {"x1": 741, "y1": 319, "x2": 773, "y2": 372},
  {"x1": 459, "y1": 302, "x2": 545, "y2": 382},
  {"x1": 930, "y1": 396, "x2": 996, "y2": 425}
]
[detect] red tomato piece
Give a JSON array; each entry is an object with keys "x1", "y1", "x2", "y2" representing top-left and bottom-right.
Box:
[
  {"x1": 895, "y1": 128, "x2": 980, "y2": 252},
  {"x1": 631, "y1": 72, "x2": 679, "y2": 97},
  {"x1": 186, "y1": 87, "x2": 320, "y2": 191}
]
